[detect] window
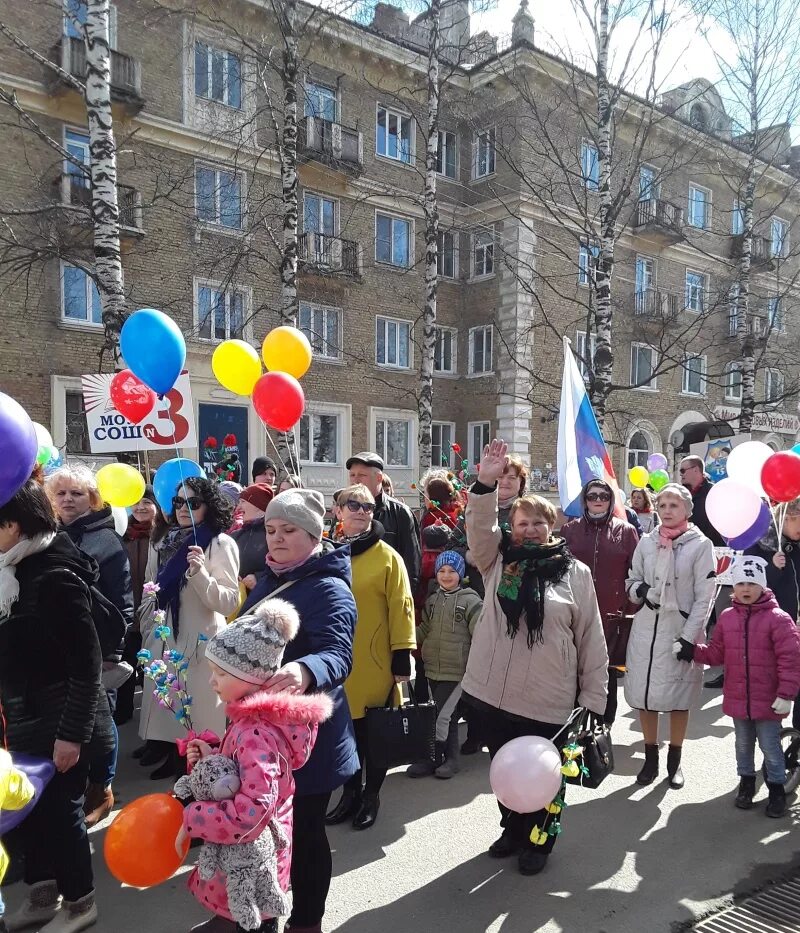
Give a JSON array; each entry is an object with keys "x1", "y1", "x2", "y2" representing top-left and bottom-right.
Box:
[
  {"x1": 771, "y1": 217, "x2": 789, "y2": 259},
  {"x1": 575, "y1": 330, "x2": 596, "y2": 382},
  {"x1": 303, "y1": 193, "x2": 336, "y2": 236},
  {"x1": 375, "y1": 416, "x2": 411, "y2": 467},
  {"x1": 729, "y1": 284, "x2": 741, "y2": 336},
  {"x1": 437, "y1": 130, "x2": 457, "y2": 179},
  {"x1": 468, "y1": 421, "x2": 491, "y2": 465},
  {"x1": 765, "y1": 369, "x2": 785, "y2": 405},
  {"x1": 195, "y1": 42, "x2": 241, "y2": 108},
  {"x1": 65, "y1": 128, "x2": 90, "y2": 187},
  {"x1": 299, "y1": 302, "x2": 341, "y2": 360},
  {"x1": 732, "y1": 199, "x2": 744, "y2": 235},
  {"x1": 473, "y1": 128, "x2": 496, "y2": 178},
  {"x1": 304, "y1": 81, "x2": 336, "y2": 122},
  {"x1": 299, "y1": 412, "x2": 339, "y2": 463},
  {"x1": 375, "y1": 212, "x2": 411, "y2": 268},
  {"x1": 472, "y1": 229, "x2": 494, "y2": 278},
  {"x1": 432, "y1": 422, "x2": 455, "y2": 468},
  {"x1": 687, "y1": 185, "x2": 709, "y2": 229},
  {"x1": 578, "y1": 243, "x2": 599, "y2": 286},
  {"x1": 469, "y1": 325, "x2": 493, "y2": 375},
  {"x1": 725, "y1": 362, "x2": 743, "y2": 402},
  {"x1": 195, "y1": 282, "x2": 245, "y2": 340},
  {"x1": 376, "y1": 316, "x2": 411, "y2": 368},
  {"x1": 437, "y1": 230, "x2": 457, "y2": 278},
  {"x1": 65, "y1": 390, "x2": 91, "y2": 455},
  {"x1": 196, "y1": 165, "x2": 242, "y2": 229},
  {"x1": 634, "y1": 255, "x2": 655, "y2": 312},
  {"x1": 434, "y1": 327, "x2": 456, "y2": 374},
  {"x1": 682, "y1": 354, "x2": 706, "y2": 395},
  {"x1": 685, "y1": 270, "x2": 707, "y2": 313},
  {"x1": 630, "y1": 343, "x2": 657, "y2": 390},
  {"x1": 581, "y1": 142, "x2": 599, "y2": 190},
  {"x1": 626, "y1": 431, "x2": 651, "y2": 471},
  {"x1": 768, "y1": 297, "x2": 784, "y2": 333},
  {"x1": 62, "y1": 263, "x2": 101, "y2": 325},
  {"x1": 639, "y1": 165, "x2": 657, "y2": 201},
  {"x1": 376, "y1": 105, "x2": 412, "y2": 164},
  {"x1": 689, "y1": 103, "x2": 708, "y2": 130},
  {"x1": 64, "y1": 1, "x2": 117, "y2": 47}
]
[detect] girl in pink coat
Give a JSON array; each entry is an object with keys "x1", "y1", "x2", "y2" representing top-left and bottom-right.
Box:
[
  {"x1": 675, "y1": 556, "x2": 800, "y2": 818},
  {"x1": 177, "y1": 598, "x2": 332, "y2": 933}
]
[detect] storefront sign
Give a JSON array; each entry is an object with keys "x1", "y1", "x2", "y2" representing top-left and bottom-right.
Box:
[
  {"x1": 714, "y1": 406, "x2": 800, "y2": 436},
  {"x1": 81, "y1": 371, "x2": 197, "y2": 453}
]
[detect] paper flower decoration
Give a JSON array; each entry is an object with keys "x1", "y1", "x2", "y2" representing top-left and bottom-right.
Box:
[
  {"x1": 223, "y1": 433, "x2": 237, "y2": 447},
  {"x1": 561, "y1": 760, "x2": 580, "y2": 778},
  {"x1": 529, "y1": 826, "x2": 548, "y2": 846},
  {"x1": 203, "y1": 436, "x2": 218, "y2": 449},
  {"x1": 142, "y1": 581, "x2": 160, "y2": 597},
  {"x1": 451, "y1": 443, "x2": 462, "y2": 454}
]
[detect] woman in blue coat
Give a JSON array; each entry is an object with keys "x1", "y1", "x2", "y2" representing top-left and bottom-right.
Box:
[{"x1": 237, "y1": 488, "x2": 357, "y2": 933}]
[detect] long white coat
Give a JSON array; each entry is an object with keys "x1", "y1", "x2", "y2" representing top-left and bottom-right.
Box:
[
  {"x1": 624, "y1": 526, "x2": 715, "y2": 712},
  {"x1": 138, "y1": 535, "x2": 240, "y2": 743}
]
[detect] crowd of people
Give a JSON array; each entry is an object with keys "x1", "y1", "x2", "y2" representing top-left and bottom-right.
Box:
[{"x1": 0, "y1": 441, "x2": 798, "y2": 933}]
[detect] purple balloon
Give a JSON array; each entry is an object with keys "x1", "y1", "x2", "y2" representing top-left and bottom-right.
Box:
[
  {"x1": 0, "y1": 392, "x2": 38, "y2": 508},
  {"x1": 727, "y1": 500, "x2": 772, "y2": 550},
  {"x1": 647, "y1": 452, "x2": 668, "y2": 472}
]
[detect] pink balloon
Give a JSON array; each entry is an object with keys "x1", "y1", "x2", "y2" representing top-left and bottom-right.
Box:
[
  {"x1": 489, "y1": 736, "x2": 562, "y2": 813},
  {"x1": 705, "y1": 478, "x2": 762, "y2": 538}
]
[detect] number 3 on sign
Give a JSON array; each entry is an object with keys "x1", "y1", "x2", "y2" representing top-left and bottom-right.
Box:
[{"x1": 142, "y1": 388, "x2": 190, "y2": 446}]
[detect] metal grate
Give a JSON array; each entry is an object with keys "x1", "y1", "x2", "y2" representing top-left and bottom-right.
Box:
[{"x1": 695, "y1": 877, "x2": 800, "y2": 932}]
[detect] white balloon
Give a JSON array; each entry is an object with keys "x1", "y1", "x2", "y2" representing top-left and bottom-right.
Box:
[
  {"x1": 726, "y1": 441, "x2": 773, "y2": 494},
  {"x1": 32, "y1": 422, "x2": 53, "y2": 449},
  {"x1": 111, "y1": 505, "x2": 128, "y2": 537},
  {"x1": 705, "y1": 478, "x2": 762, "y2": 538},
  {"x1": 489, "y1": 736, "x2": 563, "y2": 813}
]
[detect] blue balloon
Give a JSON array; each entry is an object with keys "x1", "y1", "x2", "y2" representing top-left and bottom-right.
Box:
[
  {"x1": 792, "y1": 443, "x2": 800, "y2": 456},
  {"x1": 727, "y1": 500, "x2": 772, "y2": 550},
  {"x1": 153, "y1": 458, "x2": 203, "y2": 512},
  {"x1": 120, "y1": 308, "x2": 186, "y2": 397},
  {"x1": 0, "y1": 392, "x2": 38, "y2": 507}
]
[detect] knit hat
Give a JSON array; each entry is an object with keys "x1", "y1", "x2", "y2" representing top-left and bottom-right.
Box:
[
  {"x1": 731, "y1": 555, "x2": 768, "y2": 589},
  {"x1": 205, "y1": 598, "x2": 300, "y2": 685},
  {"x1": 265, "y1": 488, "x2": 326, "y2": 540},
  {"x1": 422, "y1": 523, "x2": 453, "y2": 551},
  {"x1": 141, "y1": 484, "x2": 157, "y2": 505},
  {"x1": 252, "y1": 457, "x2": 277, "y2": 482},
  {"x1": 218, "y1": 481, "x2": 242, "y2": 507},
  {"x1": 435, "y1": 550, "x2": 465, "y2": 580},
  {"x1": 239, "y1": 483, "x2": 274, "y2": 514}
]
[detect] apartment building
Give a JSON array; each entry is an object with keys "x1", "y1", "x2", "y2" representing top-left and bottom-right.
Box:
[{"x1": 0, "y1": 0, "x2": 797, "y2": 500}]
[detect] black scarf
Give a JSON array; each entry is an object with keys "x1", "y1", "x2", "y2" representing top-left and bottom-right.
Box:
[
  {"x1": 496, "y1": 534, "x2": 573, "y2": 648},
  {"x1": 155, "y1": 524, "x2": 214, "y2": 637}
]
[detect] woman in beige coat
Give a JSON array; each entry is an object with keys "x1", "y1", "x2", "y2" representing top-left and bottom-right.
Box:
[
  {"x1": 137, "y1": 477, "x2": 239, "y2": 779},
  {"x1": 461, "y1": 439, "x2": 608, "y2": 877}
]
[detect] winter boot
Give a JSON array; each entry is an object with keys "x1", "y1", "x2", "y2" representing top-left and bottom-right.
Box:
[
  {"x1": 189, "y1": 918, "x2": 236, "y2": 932},
  {"x1": 666, "y1": 745, "x2": 684, "y2": 789},
  {"x1": 765, "y1": 781, "x2": 787, "y2": 818},
  {"x1": 406, "y1": 758, "x2": 436, "y2": 777},
  {"x1": 283, "y1": 925, "x2": 323, "y2": 933},
  {"x1": 83, "y1": 783, "x2": 114, "y2": 827},
  {"x1": 352, "y1": 792, "x2": 380, "y2": 830},
  {"x1": 38, "y1": 891, "x2": 96, "y2": 932},
  {"x1": 435, "y1": 730, "x2": 461, "y2": 779},
  {"x1": 139, "y1": 740, "x2": 170, "y2": 767},
  {"x1": 487, "y1": 828, "x2": 523, "y2": 858},
  {"x1": 636, "y1": 744, "x2": 659, "y2": 786},
  {"x1": 517, "y1": 848, "x2": 549, "y2": 876},
  {"x1": 734, "y1": 776, "x2": 756, "y2": 809},
  {"x1": 5, "y1": 880, "x2": 61, "y2": 931}
]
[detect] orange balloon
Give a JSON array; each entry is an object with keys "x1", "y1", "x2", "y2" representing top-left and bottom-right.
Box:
[{"x1": 104, "y1": 793, "x2": 188, "y2": 888}]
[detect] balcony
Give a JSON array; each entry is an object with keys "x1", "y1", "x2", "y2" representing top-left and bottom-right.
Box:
[
  {"x1": 57, "y1": 173, "x2": 144, "y2": 235},
  {"x1": 299, "y1": 117, "x2": 364, "y2": 172},
  {"x1": 298, "y1": 232, "x2": 361, "y2": 277},
  {"x1": 632, "y1": 198, "x2": 684, "y2": 243},
  {"x1": 632, "y1": 287, "x2": 679, "y2": 320},
  {"x1": 730, "y1": 233, "x2": 776, "y2": 270},
  {"x1": 48, "y1": 36, "x2": 144, "y2": 113}
]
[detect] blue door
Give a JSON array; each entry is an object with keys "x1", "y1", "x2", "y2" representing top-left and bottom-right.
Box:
[{"x1": 198, "y1": 404, "x2": 249, "y2": 483}]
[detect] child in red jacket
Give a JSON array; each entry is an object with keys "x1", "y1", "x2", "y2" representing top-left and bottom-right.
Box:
[{"x1": 675, "y1": 555, "x2": 800, "y2": 817}]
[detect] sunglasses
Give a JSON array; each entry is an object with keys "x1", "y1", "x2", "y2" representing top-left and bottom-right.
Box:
[
  {"x1": 344, "y1": 500, "x2": 375, "y2": 513},
  {"x1": 172, "y1": 495, "x2": 203, "y2": 511},
  {"x1": 586, "y1": 492, "x2": 611, "y2": 502},
  {"x1": 678, "y1": 467, "x2": 693, "y2": 474}
]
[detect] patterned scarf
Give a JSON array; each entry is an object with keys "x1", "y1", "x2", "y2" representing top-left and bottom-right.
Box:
[
  {"x1": 657, "y1": 521, "x2": 689, "y2": 550},
  {"x1": 156, "y1": 523, "x2": 214, "y2": 636},
  {"x1": 496, "y1": 534, "x2": 573, "y2": 648}
]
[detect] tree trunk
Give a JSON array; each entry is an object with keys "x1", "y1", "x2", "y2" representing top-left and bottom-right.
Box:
[
  {"x1": 85, "y1": 0, "x2": 125, "y2": 359},
  {"x1": 278, "y1": 0, "x2": 299, "y2": 326},
  {"x1": 419, "y1": 0, "x2": 441, "y2": 473}
]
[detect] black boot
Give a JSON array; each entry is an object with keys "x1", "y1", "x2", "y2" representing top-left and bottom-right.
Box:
[
  {"x1": 735, "y1": 775, "x2": 756, "y2": 809},
  {"x1": 765, "y1": 781, "x2": 787, "y2": 818},
  {"x1": 518, "y1": 847, "x2": 549, "y2": 876},
  {"x1": 150, "y1": 747, "x2": 180, "y2": 780},
  {"x1": 488, "y1": 828, "x2": 522, "y2": 858},
  {"x1": 325, "y1": 787, "x2": 361, "y2": 825},
  {"x1": 666, "y1": 745, "x2": 684, "y2": 789},
  {"x1": 140, "y1": 740, "x2": 170, "y2": 766},
  {"x1": 636, "y1": 744, "x2": 659, "y2": 786},
  {"x1": 352, "y1": 792, "x2": 380, "y2": 830}
]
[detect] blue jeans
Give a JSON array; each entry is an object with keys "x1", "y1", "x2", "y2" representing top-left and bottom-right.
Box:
[
  {"x1": 88, "y1": 689, "x2": 118, "y2": 788},
  {"x1": 734, "y1": 718, "x2": 785, "y2": 784}
]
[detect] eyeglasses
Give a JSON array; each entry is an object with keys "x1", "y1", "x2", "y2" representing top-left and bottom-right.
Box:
[
  {"x1": 586, "y1": 492, "x2": 611, "y2": 502},
  {"x1": 678, "y1": 467, "x2": 693, "y2": 475},
  {"x1": 172, "y1": 495, "x2": 203, "y2": 511},
  {"x1": 345, "y1": 500, "x2": 375, "y2": 514}
]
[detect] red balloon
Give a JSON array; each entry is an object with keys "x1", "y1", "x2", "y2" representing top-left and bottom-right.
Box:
[
  {"x1": 760, "y1": 451, "x2": 800, "y2": 502},
  {"x1": 110, "y1": 369, "x2": 157, "y2": 425},
  {"x1": 104, "y1": 793, "x2": 188, "y2": 888},
  {"x1": 252, "y1": 372, "x2": 305, "y2": 432}
]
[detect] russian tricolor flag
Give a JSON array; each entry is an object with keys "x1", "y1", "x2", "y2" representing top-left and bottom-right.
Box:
[{"x1": 557, "y1": 337, "x2": 625, "y2": 519}]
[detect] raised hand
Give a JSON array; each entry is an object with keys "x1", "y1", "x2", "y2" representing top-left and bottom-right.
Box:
[{"x1": 477, "y1": 438, "x2": 509, "y2": 487}]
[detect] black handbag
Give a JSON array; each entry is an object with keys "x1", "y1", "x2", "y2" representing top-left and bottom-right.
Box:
[
  {"x1": 564, "y1": 711, "x2": 614, "y2": 789},
  {"x1": 605, "y1": 612, "x2": 634, "y2": 668},
  {"x1": 364, "y1": 684, "x2": 437, "y2": 771}
]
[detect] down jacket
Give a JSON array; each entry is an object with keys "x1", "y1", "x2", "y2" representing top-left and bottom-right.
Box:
[
  {"x1": 184, "y1": 690, "x2": 332, "y2": 924},
  {"x1": 625, "y1": 525, "x2": 716, "y2": 711},
  {"x1": 692, "y1": 590, "x2": 800, "y2": 721},
  {"x1": 418, "y1": 586, "x2": 482, "y2": 682}
]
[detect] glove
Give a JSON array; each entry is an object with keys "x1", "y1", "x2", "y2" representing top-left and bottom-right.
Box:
[
  {"x1": 673, "y1": 638, "x2": 695, "y2": 663},
  {"x1": 772, "y1": 697, "x2": 793, "y2": 716},
  {"x1": 636, "y1": 582, "x2": 650, "y2": 600}
]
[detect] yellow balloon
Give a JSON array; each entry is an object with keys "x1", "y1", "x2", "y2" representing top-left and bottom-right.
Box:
[
  {"x1": 628, "y1": 466, "x2": 649, "y2": 489},
  {"x1": 212, "y1": 340, "x2": 262, "y2": 396},
  {"x1": 96, "y1": 463, "x2": 146, "y2": 509},
  {"x1": 261, "y1": 326, "x2": 313, "y2": 379}
]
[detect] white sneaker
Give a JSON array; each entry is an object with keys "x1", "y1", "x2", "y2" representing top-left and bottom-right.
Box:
[
  {"x1": 4, "y1": 881, "x2": 61, "y2": 931},
  {"x1": 38, "y1": 894, "x2": 97, "y2": 933}
]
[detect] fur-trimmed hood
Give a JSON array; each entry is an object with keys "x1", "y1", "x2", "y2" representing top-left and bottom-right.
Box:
[{"x1": 226, "y1": 689, "x2": 333, "y2": 726}]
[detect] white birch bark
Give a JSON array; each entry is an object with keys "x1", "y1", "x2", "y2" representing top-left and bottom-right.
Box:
[{"x1": 277, "y1": 0, "x2": 299, "y2": 326}]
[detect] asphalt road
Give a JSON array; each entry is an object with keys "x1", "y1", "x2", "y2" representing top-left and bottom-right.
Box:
[{"x1": 4, "y1": 682, "x2": 798, "y2": 933}]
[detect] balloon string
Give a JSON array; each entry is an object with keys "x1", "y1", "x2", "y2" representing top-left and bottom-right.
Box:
[
  {"x1": 264, "y1": 427, "x2": 291, "y2": 479},
  {"x1": 166, "y1": 397, "x2": 198, "y2": 547}
]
